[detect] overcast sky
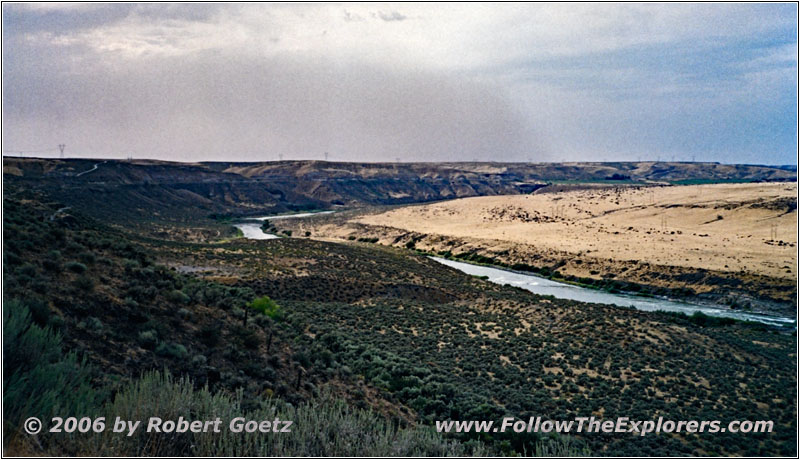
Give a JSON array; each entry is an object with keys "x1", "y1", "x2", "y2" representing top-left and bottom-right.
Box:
[{"x1": 2, "y1": 3, "x2": 797, "y2": 164}]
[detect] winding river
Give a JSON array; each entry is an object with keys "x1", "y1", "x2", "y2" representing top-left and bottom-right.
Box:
[
  {"x1": 233, "y1": 212, "x2": 794, "y2": 327},
  {"x1": 234, "y1": 211, "x2": 335, "y2": 240},
  {"x1": 430, "y1": 257, "x2": 794, "y2": 327}
]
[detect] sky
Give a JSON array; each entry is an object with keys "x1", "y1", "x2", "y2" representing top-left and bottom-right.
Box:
[{"x1": 2, "y1": 3, "x2": 797, "y2": 164}]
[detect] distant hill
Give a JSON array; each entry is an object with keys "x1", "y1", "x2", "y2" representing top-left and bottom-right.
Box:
[{"x1": 4, "y1": 158, "x2": 795, "y2": 228}]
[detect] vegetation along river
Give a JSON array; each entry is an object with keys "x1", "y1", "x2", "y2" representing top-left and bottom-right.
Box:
[
  {"x1": 235, "y1": 211, "x2": 793, "y2": 327},
  {"x1": 430, "y1": 257, "x2": 795, "y2": 327}
]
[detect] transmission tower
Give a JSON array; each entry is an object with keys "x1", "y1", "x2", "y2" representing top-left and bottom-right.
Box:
[
  {"x1": 58, "y1": 144, "x2": 66, "y2": 159},
  {"x1": 324, "y1": 152, "x2": 329, "y2": 161},
  {"x1": 278, "y1": 153, "x2": 283, "y2": 161}
]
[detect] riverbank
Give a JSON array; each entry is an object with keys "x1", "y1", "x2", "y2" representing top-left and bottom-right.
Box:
[
  {"x1": 232, "y1": 211, "x2": 794, "y2": 326},
  {"x1": 428, "y1": 256, "x2": 794, "y2": 328},
  {"x1": 267, "y1": 183, "x2": 797, "y2": 319}
]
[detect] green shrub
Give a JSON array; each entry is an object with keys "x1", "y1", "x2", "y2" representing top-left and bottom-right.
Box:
[
  {"x1": 78, "y1": 251, "x2": 96, "y2": 265},
  {"x1": 155, "y1": 342, "x2": 189, "y2": 359},
  {"x1": 85, "y1": 371, "x2": 495, "y2": 456},
  {"x1": 43, "y1": 251, "x2": 62, "y2": 272},
  {"x1": 19, "y1": 297, "x2": 51, "y2": 327},
  {"x1": 167, "y1": 289, "x2": 191, "y2": 304},
  {"x1": 249, "y1": 296, "x2": 283, "y2": 320},
  {"x1": 73, "y1": 275, "x2": 94, "y2": 291},
  {"x1": 123, "y1": 297, "x2": 139, "y2": 309},
  {"x1": 138, "y1": 330, "x2": 158, "y2": 349},
  {"x1": 65, "y1": 261, "x2": 87, "y2": 273},
  {"x1": 198, "y1": 325, "x2": 221, "y2": 347},
  {"x1": 3, "y1": 299, "x2": 99, "y2": 447},
  {"x1": 84, "y1": 317, "x2": 103, "y2": 332}
]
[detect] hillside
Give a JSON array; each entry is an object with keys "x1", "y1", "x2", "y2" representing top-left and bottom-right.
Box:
[
  {"x1": 4, "y1": 158, "x2": 794, "y2": 239},
  {"x1": 289, "y1": 183, "x2": 797, "y2": 315},
  {"x1": 3, "y1": 191, "x2": 796, "y2": 456},
  {"x1": 3, "y1": 159, "x2": 797, "y2": 456}
]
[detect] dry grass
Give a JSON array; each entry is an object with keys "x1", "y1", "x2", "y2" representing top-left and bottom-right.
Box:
[{"x1": 356, "y1": 183, "x2": 797, "y2": 279}]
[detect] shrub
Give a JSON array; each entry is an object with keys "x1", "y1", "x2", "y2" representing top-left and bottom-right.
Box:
[
  {"x1": 167, "y1": 289, "x2": 191, "y2": 304},
  {"x1": 78, "y1": 251, "x2": 96, "y2": 265},
  {"x1": 3, "y1": 299, "x2": 99, "y2": 448},
  {"x1": 42, "y1": 251, "x2": 62, "y2": 272},
  {"x1": 138, "y1": 330, "x2": 158, "y2": 349},
  {"x1": 65, "y1": 261, "x2": 87, "y2": 273},
  {"x1": 73, "y1": 275, "x2": 94, "y2": 292},
  {"x1": 84, "y1": 317, "x2": 103, "y2": 332},
  {"x1": 123, "y1": 297, "x2": 139, "y2": 309},
  {"x1": 249, "y1": 296, "x2": 283, "y2": 320},
  {"x1": 198, "y1": 325, "x2": 221, "y2": 347},
  {"x1": 82, "y1": 371, "x2": 496, "y2": 457},
  {"x1": 19, "y1": 297, "x2": 51, "y2": 327},
  {"x1": 236, "y1": 328, "x2": 261, "y2": 350},
  {"x1": 155, "y1": 342, "x2": 189, "y2": 359}
]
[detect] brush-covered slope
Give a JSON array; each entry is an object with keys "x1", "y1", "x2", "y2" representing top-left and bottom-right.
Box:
[{"x1": 4, "y1": 158, "x2": 794, "y2": 234}]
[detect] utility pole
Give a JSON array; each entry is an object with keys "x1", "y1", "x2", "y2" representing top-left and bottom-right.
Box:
[{"x1": 58, "y1": 144, "x2": 66, "y2": 159}]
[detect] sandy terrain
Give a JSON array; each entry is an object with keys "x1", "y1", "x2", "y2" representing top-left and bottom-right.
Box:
[{"x1": 355, "y1": 183, "x2": 797, "y2": 279}]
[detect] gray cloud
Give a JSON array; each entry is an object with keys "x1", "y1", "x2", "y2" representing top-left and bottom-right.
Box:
[
  {"x1": 343, "y1": 10, "x2": 364, "y2": 22},
  {"x1": 2, "y1": 47, "x2": 545, "y2": 162},
  {"x1": 2, "y1": 3, "x2": 796, "y2": 164},
  {"x1": 376, "y1": 11, "x2": 407, "y2": 22}
]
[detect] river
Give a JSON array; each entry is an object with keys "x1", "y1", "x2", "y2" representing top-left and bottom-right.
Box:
[
  {"x1": 233, "y1": 214, "x2": 793, "y2": 326},
  {"x1": 430, "y1": 257, "x2": 795, "y2": 327},
  {"x1": 234, "y1": 211, "x2": 336, "y2": 240}
]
